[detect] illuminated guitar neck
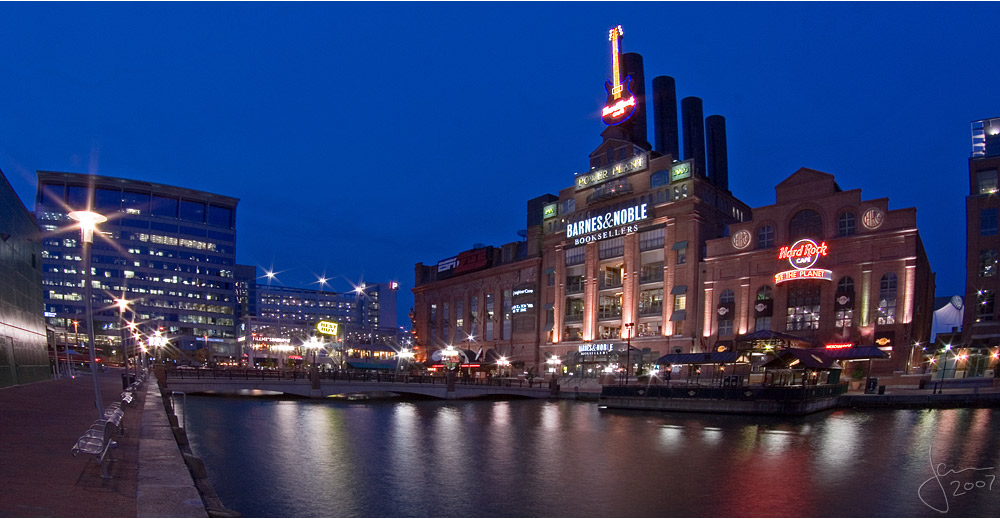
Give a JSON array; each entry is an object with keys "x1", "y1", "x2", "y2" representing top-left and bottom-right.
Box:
[{"x1": 609, "y1": 25, "x2": 623, "y2": 99}]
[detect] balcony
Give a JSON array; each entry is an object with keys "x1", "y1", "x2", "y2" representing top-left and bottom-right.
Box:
[{"x1": 586, "y1": 180, "x2": 634, "y2": 204}]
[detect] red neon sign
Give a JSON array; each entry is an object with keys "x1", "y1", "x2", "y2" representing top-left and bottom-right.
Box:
[
  {"x1": 774, "y1": 268, "x2": 833, "y2": 284},
  {"x1": 825, "y1": 343, "x2": 853, "y2": 349},
  {"x1": 601, "y1": 25, "x2": 636, "y2": 126}
]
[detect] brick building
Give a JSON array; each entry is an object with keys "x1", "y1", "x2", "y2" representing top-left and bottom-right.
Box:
[
  {"x1": 959, "y1": 116, "x2": 1000, "y2": 376},
  {"x1": 702, "y1": 168, "x2": 935, "y2": 375}
]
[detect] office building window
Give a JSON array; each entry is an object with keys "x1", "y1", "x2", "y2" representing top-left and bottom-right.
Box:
[
  {"x1": 877, "y1": 273, "x2": 897, "y2": 325},
  {"x1": 640, "y1": 261, "x2": 664, "y2": 284},
  {"x1": 442, "y1": 302, "x2": 450, "y2": 343},
  {"x1": 676, "y1": 248, "x2": 686, "y2": 265},
  {"x1": 757, "y1": 285, "x2": 772, "y2": 300},
  {"x1": 639, "y1": 288, "x2": 663, "y2": 316},
  {"x1": 674, "y1": 294, "x2": 686, "y2": 311},
  {"x1": 455, "y1": 300, "x2": 464, "y2": 338},
  {"x1": 650, "y1": 170, "x2": 669, "y2": 188},
  {"x1": 502, "y1": 289, "x2": 512, "y2": 339},
  {"x1": 639, "y1": 228, "x2": 665, "y2": 251},
  {"x1": 599, "y1": 237, "x2": 624, "y2": 259},
  {"x1": 598, "y1": 294, "x2": 622, "y2": 319},
  {"x1": 485, "y1": 294, "x2": 494, "y2": 341},
  {"x1": 789, "y1": 209, "x2": 823, "y2": 240},
  {"x1": 978, "y1": 169, "x2": 998, "y2": 195},
  {"x1": 566, "y1": 246, "x2": 585, "y2": 266},
  {"x1": 754, "y1": 316, "x2": 771, "y2": 332},
  {"x1": 786, "y1": 282, "x2": 821, "y2": 331},
  {"x1": 982, "y1": 208, "x2": 999, "y2": 236},
  {"x1": 837, "y1": 212, "x2": 856, "y2": 237},
  {"x1": 756, "y1": 225, "x2": 775, "y2": 249},
  {"x1": 980, "y1": 249, "x2": 999, "y2": 277},
  {"x1": 470, "y1": 296, "x2": 479, "y2": 335},
  {"x1": 565, "y1": 297, "x2": 585, "y2": 322},
  {"x1": 976, "y1": 289, "x2": 995, "y2": 322}
]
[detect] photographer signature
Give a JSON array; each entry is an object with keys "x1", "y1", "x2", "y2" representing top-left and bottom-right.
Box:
[{"x1": 918, "y1": 444, "x2": 995, "y2": 513}]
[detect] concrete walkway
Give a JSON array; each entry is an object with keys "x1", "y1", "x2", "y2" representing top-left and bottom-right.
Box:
[{"x1": 0, "y1": 369, "x2": 207, "y2": 518}]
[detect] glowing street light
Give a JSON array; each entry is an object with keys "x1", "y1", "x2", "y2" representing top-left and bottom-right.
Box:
[
  {"x1": 68, "y1": 209, "x2": 107, "y2": 419},
  {"x1": 546, "y1": 355, "x2": 562, "y2": 376}
]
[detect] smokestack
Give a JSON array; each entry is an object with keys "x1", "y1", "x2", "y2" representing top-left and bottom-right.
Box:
[
  {"x1": 681, "y1": 96, "x2": 706, "y2": 177},
  {"x1": 621, "y1": 52, "x2": 648, "y2": 148},
  {"x1": 706, "y1": 115, "x2": 729, "y2": 192},
  {"x1": 652, "y1": 76, "x2": 679, "y2": 160}
]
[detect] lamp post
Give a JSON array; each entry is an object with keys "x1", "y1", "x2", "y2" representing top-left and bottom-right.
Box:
[
  {"x1": 936, "y1": 344, "x2": 952, "y2": 394},
  {"x1": 546, "y1": 355, "x2": 562, "y2": 378},
  {"x1": 497, "y1": 356, "x2": 510, "y2": 378},
  {"x1": 623, "y1": 322, "x2": 634, "y2": 386},
  {"x1": 397, "y1": 348, "x2": 414, "y2": 376},
  {"x1": 69, "y1": 209, "x2": 107, "y2": 419}
]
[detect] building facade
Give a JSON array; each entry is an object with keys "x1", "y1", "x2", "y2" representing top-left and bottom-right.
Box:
[
  {"x1": 1, "y1": 168, "x2": 50, "y2": 387},
  {"x1": 960, "y1": 116, "x2": 1000, "y2": 376},
  {"x1": 701, "y1": 168, "x2": 935, "y2": 375},
  {"x1": 413, "y1": 239, "x2": 542, "y2": 371},
  {"x1": 35, "y1": 171, "x2": 240, "y2": 362},
  {"x1": 234, "y1": 268, "x2": 404, "y2": 368}
]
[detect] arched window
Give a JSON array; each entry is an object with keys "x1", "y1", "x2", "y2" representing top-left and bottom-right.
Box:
[
  {"x1": 718, "y1": 289, "x2": 735, "y2": 335},
  {"x1": 786, "y1": 282, "x2": 821, "y2": 331},
  {"x1": 789, "y1": 209, "x2": 823, "y2": 241},
  {"x1": 835, "y1": 277, "x2": 855, "y2": 329},
  {"x1": 756, "y1": 225, "x2": 775, "y2": 249},
  {"x1": 837, "y1": 212, "x2": 856, "y2": 237},
  {"x1": 754, "y1": 285, "x2": 773, "y2": 331},
  {"x1": 650, "y1": 170, "x2": 670, "y2": 188},
  {"x1": 877, "y1": 273, "x2": 898, "y2": 325}
]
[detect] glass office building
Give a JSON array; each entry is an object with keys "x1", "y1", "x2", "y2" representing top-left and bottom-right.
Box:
[{"x1": 34, "y1": 171, "x2": 240, "y2": 362}]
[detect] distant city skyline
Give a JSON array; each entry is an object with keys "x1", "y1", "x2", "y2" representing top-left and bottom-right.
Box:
[{"x1": 3, "y1": 2, "x2": 1000, "y2": 329}]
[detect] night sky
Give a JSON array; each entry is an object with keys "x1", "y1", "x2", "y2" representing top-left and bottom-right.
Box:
[{"x1": 2, "y1": 2, "x2": 999, "y2": 328}]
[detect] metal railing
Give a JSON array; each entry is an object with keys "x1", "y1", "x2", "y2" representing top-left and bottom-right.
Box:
[{"x1": 163, "y1": 368, "x2": 550, "y2": 389}]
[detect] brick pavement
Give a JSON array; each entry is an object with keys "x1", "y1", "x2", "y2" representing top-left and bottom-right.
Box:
[{"x1": 0, "y1": 369, "x2": 144, "y2": 517}]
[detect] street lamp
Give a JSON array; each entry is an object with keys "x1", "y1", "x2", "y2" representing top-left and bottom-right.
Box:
[
  {"x1": 68, "y1": 209, "x2": 107, "y2": 419},
  {"x1": 623, "y1": 322, "x2": 634, "y2": 386},
  {"x1": 546, "y1": 355, "x2": 562, "y2": 377},
  {"x1": 397, "y1": 348, "x2": 414, "y2": 375},
  {"x1": 114, "y1": 297, "x2": 131, "y2": 368},
  {"x1": 148, "y1": 330, "x2": 168, "y2": 364},
  {"x1": 497, "y1": 356, "x2": 510, "y2": 378},
  {"x1": 936, "y1": 344, "x2": 953, "y2": 394}
]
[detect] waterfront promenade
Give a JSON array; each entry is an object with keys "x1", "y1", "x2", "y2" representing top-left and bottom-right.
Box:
[{"x1": 0, "y1": 369, "x2": 206, "y2": 518}]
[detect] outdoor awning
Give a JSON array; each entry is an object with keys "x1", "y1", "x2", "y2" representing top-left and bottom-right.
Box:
[
  {"x1": 669, "y1": 310, "x2": 686, "y2": 321},
  {"x1": 346, "y1": 343, "x2": 396, "y2": 353},
  {"x1": 655, "y1": 351, "x2": 740, "y2": 365},
  {"x1": 671, "y1": 285, "x2": 687, "y2": 295},
  {"x1": 672, "y1": 241, "x2": 688, "y2": 250},
  {"x1": 761, "y1": 349, "x2": 842, "y2": 370},
  {"x1": 735, "y1": 330, "x2": 817, "y2": 349},
  {"x1": 815, "y1": 346, "x2": 889, "y2": 360},
  {"x1": 345, "y1": 360, "x2": 397, "y2": 370}
]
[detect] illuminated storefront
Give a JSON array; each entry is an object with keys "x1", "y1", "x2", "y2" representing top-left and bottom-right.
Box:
[{"x1": 701, "y1": 168, "x2": 935, "y2": 376}]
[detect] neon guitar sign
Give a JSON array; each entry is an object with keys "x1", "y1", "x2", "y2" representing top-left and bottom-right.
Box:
[{"x1": 601, "y1": 25, "x2": 636, "y2": 126}]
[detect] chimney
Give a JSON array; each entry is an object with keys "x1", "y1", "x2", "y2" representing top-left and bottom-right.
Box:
[
  {"x1": 652, "y1": 76, "x2": 679, "y2": 160},
  {"x1": 621, "y1": 53, "x2": 649, "y2": 148},
  {"x1": 706, "y1": 115, "x2": 729, "y2": 192},
  {"x1": 681, "y1": 96, "x2": 706, "y2": 177}
]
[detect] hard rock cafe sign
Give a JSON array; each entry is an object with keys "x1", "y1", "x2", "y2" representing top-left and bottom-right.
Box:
[{"x1": 774, "y1": 239, "x2": 834, "y2": 284}]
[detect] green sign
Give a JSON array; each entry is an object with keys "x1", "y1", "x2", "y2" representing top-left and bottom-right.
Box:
[
  {"x1": 543, "y1": 203, "x2": 557, "y2": 220},
  {"x1": 670, "y1": 160, "x2": 692, "y2": 182}
]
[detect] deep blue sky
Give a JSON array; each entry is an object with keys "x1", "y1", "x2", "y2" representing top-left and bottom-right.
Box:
[{"x1": 2, "y1": 2, "x2": 999, "y2": 328}]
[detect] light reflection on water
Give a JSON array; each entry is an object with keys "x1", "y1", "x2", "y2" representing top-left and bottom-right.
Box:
[{"x1": 181, "y1": 397, "x2": 1000, "y2": 518}]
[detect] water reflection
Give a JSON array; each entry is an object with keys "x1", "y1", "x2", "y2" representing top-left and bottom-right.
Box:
[{"x1": 181, "y1": 398, "x2": 1000, "y2": 518}]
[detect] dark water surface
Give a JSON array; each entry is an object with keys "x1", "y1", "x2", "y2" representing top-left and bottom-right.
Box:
[{"x1": 181, "y1": 396, "x2": 1000, "y2": 517}]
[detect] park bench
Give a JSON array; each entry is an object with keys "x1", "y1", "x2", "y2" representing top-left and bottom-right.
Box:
[{"x1": 70, "y1": 419, "x2": 119, "y2": 479}]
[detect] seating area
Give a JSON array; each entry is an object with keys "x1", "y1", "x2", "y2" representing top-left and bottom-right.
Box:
[{"x1": 69, "y1": 371, "x2": 146, "y2": 479}]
